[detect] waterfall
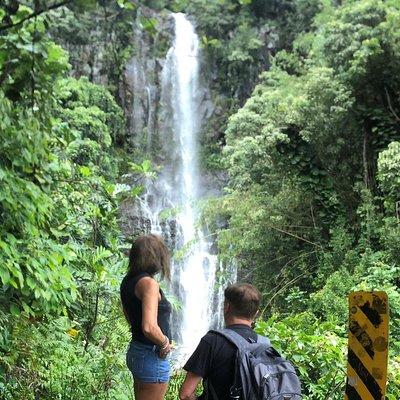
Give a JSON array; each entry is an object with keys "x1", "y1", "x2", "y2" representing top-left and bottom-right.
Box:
[
  {"x1": 161, "y1": 12, "x2": 220, "y2": 362},
  {"x1": 128, "y1": 12, "x2": 235, "y2": 365}
]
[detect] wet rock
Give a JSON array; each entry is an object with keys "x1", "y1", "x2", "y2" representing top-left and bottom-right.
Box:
[{"x1": 118, "y1": 197, "x2": 152, "y2": 241}]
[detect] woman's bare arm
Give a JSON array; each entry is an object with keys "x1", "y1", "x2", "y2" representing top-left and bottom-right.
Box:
[{"x1": 135, "y1": 277, "x2": 171, "y2": 353}]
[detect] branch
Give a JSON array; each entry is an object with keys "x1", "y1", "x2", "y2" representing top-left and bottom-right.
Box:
[
  {"x1": 270, "y1": 250, "x2": 318, "y2": 288},
  {"x1": 259, "y1": 271, "x2": 307, "y2": 319},
  {"x1": 385, "y1": 86, "x2": 400, "y2": 122},
  {"x1": 84, "y1": 286, "x2": 100, "y2": 352},
  {"x1": 258, "y1": 250, "x2": 319, "y2": 318},
  {"x1": 324, "y1": 372, "x2": 344, "y2": 400},
  {"x1": 224, "y1": 224, "x2": 323, "y2": 249},
  {"x1": 0, "y1": 0, "x2": 73, "y2": 32},
  {"x1": 264, "y1": 223, "x2": 324, "y2": 249}
]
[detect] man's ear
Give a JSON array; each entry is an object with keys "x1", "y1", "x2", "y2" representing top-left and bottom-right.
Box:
[{"x1": 224, "y1": 300, "x2": 230, "y2": 313}]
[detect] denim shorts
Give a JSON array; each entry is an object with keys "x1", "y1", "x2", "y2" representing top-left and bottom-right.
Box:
[{"x1": 126, "y1": 341, "x2": 171, "y2": 383}]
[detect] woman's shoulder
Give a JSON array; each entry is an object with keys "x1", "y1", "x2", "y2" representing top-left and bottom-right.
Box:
[
  {"x1": 134, "y1": 274, "x2": 159, "y2": 296},
  {"x1": 135, "y1": 274, "x2": 158, "y2": 287}
]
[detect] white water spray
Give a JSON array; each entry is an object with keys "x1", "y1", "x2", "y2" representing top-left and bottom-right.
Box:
[
  {"x1": 163, "y1": 13, "x2": 220, "y2": 360},
  {"x1": 129, "y1": 13, "x2": 235, "y2": 364}
]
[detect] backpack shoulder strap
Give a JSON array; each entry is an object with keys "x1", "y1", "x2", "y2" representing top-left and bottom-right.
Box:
[
  {"x1": 208, "y1": 329, "x2": 245, "y2": 397},
  {"x1": 209, "y1": 328, "x2": 248, "y2": 350},
  {"x1": 210, "y1": 328, "x2": 271, "y2": 350}
]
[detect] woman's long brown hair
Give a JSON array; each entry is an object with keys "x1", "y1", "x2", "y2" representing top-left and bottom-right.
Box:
[{"x1": 127, "y1": 234, "x2": 171, "y2": 280}]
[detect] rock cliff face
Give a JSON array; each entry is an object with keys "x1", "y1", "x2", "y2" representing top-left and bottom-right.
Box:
[
  {"x1": 54, "y1": 7, "x2": 217, "y2": 242},
  {"x1": 121, "y1": 8, "x2": 172, "y2": 151},
  {"x1": 121, "y1": 12, "x2": 215, "y2": 159},
  {"x1": 55, "y1": 7, "x2": 172, "y2": 147},
  {"x1": 119, "y1": 11, "x2": 216, "y2": 246}
]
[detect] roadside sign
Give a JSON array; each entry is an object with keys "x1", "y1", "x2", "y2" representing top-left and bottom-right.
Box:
[{"x1": 345, "y1": 291, "x2": 389, "y2": 400}]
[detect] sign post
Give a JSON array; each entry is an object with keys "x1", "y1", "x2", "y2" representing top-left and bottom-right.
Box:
[{"x1": 345, "y1": 291, "x2": 389, "y2": 400}]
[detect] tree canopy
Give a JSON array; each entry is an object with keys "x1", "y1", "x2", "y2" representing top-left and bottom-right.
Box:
[{"x1": 1, "y1": 0, "x2": 399, "y2": 399}]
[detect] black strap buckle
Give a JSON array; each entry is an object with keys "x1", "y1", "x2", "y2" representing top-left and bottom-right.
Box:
[{"x1": 229, "y1": 386, "x2": 241, "y2": 399}]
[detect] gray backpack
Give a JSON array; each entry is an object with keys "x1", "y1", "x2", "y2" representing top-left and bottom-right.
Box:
[{"x1": 209, "y1": 328, "x2": 302, "y2": 400}]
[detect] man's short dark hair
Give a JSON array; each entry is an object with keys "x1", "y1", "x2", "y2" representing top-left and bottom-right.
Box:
[{"x1": 224, "y1": 283, "x2": 261, "y2": 319}]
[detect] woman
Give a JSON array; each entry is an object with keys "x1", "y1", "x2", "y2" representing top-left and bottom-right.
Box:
[{"x1": 120, "y1": 234, "x2": 172, "y2": 400}]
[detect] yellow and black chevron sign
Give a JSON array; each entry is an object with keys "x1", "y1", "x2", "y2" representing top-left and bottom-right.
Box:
[{"x1": 345, "y1": 291, "x2": 389, "y2": 400}]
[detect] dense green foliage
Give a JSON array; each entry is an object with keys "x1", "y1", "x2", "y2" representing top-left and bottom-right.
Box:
[
  {"x1": 1, "y1": 0, "x2": 400, "y2": 399},
  {"x1": 215, "y1": 0, "x2": 400, "y2": 397},
  {"x1": 0, "y1": 2, "x2": 138, "y2": 398},
  {"x1": 50, "y1": 0, "x2": 138, "y2": 116},
  {"x1": 180, "y1": 0, "x2": 325, "y2": 171}
]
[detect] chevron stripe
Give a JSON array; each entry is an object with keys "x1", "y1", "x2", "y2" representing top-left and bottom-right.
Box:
[
  {"x1": 347, "y1": 349, "x2": 383, "y2": 400},
  {"x1": 345, "y1": 380, "x2": 363, "y2": 400},
  {"x1": 349, "y1": 318, "x2": 375, "y2": 359}
]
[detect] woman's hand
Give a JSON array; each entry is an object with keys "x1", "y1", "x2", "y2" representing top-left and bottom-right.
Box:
[{"x1": 159, "y1": 340, "x2": 172, "y2": 359}]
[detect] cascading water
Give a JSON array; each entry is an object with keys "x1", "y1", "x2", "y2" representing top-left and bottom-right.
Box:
[
  {"x1": 165, "y1": 13, "x2": 219, "y2": 358},
  {"x1": 130, "y1": 12, "x2": 235, "y2": 364}
]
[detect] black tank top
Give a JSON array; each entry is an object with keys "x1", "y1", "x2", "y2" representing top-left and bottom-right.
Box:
[{"x1": 120, "y1": 272, "x2": 172, "y2": 345}]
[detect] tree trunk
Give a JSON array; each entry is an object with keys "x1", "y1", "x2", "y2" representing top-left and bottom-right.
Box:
[{"x1": 363, "y1": 120, "x2": 376, "y2": 192}]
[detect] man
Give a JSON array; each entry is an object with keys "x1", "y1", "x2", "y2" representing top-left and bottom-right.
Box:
[{"x1": 179, "y1": 283, "x2": 261, "y2": 400}]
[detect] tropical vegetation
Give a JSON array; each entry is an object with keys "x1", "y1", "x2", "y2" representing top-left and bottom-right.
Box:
[{"x1": 0, "y1": 0, "x2": 399, "y2": 399}]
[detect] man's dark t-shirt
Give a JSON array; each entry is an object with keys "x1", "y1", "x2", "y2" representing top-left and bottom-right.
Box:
[{"x1": 183, "y1": 324, "x2": 257, "y2": 400}]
